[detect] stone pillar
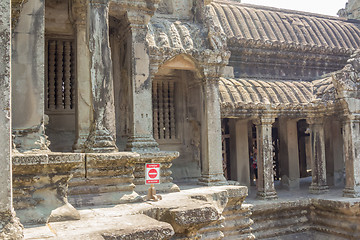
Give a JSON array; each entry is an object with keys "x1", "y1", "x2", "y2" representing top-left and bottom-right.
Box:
[
  {"x1": 255, "y1": 116, "x2": 277, "y2": 200},
  {"x1": 325, "y1": 119, "x2": 344, "y2": 186},
  {"x1": 11, "y1": 0, "x2": 48, "y2": 152},
  {"x1": 332, "y1": 120, "x2": 345, "y2": 187},
  {"x1": 85, "y1": 0, "x2": 117, "y2": 152},
  {"x1": 278, "y1": 118, "x2": 300, "y2": 190},
  {"x1": 229, "y1": 119, "x2": 250, "y2": 187},
  {"x1": 125, "y1": 17, "x2": 159, "y2": 152},
  {"x1": 72, "y1": 0, "x2": 93, "y2": 152},
  {"x1": 198, "y1": 79, "x2": 227, "y2": 186},
  {"x1": 342, "y1": 116, "x2": 360, "y2": 197},
  {"x1": 307, "y1": 117, "x2": 329, "y2": 194},
  {"x1": 0, "y1": 1, "x2": 23, "y2": 237}
]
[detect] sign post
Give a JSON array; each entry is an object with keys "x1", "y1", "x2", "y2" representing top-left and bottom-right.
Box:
[{"x1": 145, "y1": 163, "x2": 162, "y2": 201}]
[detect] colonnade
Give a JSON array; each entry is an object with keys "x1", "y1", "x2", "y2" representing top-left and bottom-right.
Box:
[{"x1": 227, "y1": 113, "x2": 360, "y2": 199}]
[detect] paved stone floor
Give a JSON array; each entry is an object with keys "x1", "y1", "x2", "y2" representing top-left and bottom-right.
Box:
[
  {"x1": 266, "y1": 231, "x2": 347, "y2": 240},
  {"x1": 24, "y1": 179, "x2": 357, "y2": 239},
  {"x1": 245, "y1": 176, "x2": 357, "y2": 204}
]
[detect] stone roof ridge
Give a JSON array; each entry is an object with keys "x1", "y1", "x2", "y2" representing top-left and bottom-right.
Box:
[
  {"x1": 212, "y1": 0, "x2": 360, "y2": 22},
  {"x1": 218, "y1": 77, "x2": 335, "y2": 110},
  {"x1": 210, "y1": 0, "x2": 360, "y2": 51}
]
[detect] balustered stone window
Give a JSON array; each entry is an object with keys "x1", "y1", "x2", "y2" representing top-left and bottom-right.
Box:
[
  {"x1": 45, "y1": 38, "x2": 75, "y2": 112},
  {"x1": 152, "y1": 79, "x2": 178, "y2": 141}
]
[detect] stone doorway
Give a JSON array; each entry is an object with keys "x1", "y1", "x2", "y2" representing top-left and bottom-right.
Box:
[{"x1": 150, "y1": 55, "x2": 203, "y2": 182}]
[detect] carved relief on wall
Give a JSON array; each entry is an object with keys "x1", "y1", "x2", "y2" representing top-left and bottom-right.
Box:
[{"x1": 157, "y1": 0, "x2": 174, "y2": 14}]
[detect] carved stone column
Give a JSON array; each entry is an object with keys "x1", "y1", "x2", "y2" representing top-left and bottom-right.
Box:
[
  {"x1": 85, "y1": 0, "x2": 117, "y2": 152},
  {"x1": 11, "y1": 0, "x2": 49, "y2": 152},
  {"x1": 198, "y1": 78, "x2": 227, "y2": 186},
  {"x1": 342, "y1": 116, "x2": 360, "y2": 197},
  {"x1": 307, "y1": 116, "x2": 329, "y2": 194},
  {"x1": 125, "y1": 17, "x2": 159, "y2": 152},
  {"x1": 229, "y1": 119, "x2": 250, "y2": 187},
  {"x1": 255, "y1": 115, "x2": 277, "y2": 200},
  {"x1": 71, "y1": 0, "x2": 93, "y2": 152},
  {"x1": 0, "y1": 1, "x2": 23, "y2": 237},
  {"x1": 278, "y1": 118, "x2": 300, "y2": 190}
]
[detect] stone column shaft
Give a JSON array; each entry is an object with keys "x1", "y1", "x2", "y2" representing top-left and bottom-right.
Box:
[
  {"x1": 343, "y1": 117, "x2": 360, "y2": 197},
  {"x1": 279, "y1": 119, "x2": 300, "y2": 190},
  {"x1": 229, "y1": 119, "x2": 250, "y2": 186},
  {"x1": 85, "y1": 0, "x2": 117, "y2": 152},
  {"x1": 0, "y1": 1, "x2": 23, "y2": 237},
  {"x1": 255, "y1": 116, "x2": 277, "y2": 200},
  {"x1": 73, "y1": 22, "x2": 93, "y2": 152},
  {"x1": 198, "y1": 80, "x2": 227, "y2": 185},
  {"x1": 125, "y1": 24, "x2": 159, "y2": 152},
  {"x1": 11, "y1": 0, "x2": 48, "y2": 152},
  {"x1": 307, "y1": 117, "x2": 329, "y2": 194}
]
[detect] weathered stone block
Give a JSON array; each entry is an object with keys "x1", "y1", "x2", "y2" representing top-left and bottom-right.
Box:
[
  {"x1": 12, "y1": 153, "x2": 83, "y2": 224},
  {"x1": 133, "y1": 151, "x2": 180, "y2": 194},
  {"x1": 68, "y1": 152, "x2": 141, "y2": 207}
]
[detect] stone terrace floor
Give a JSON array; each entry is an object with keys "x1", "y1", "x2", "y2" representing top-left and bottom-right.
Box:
[{"x1": 24, "y1": 178, "x2": 359, "y2": 239}]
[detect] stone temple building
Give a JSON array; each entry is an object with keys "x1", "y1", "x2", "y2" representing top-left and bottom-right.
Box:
[{"x1": 1, "y1": 0, "x2": 360, "y2": 239}]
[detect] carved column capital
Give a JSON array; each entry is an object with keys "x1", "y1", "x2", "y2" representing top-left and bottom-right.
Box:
[
  {"x1": 254, "y1": 115, "x2": 276, "y2": 126},
  {"x1": 198, "y1": 51, "x2": 231, "y2": 82},
  {"x1": 71, "y1": 0, "x2": 87, "y2": 26},
  {"x1": 89, "y1": 0, "x2": 109, "y2": 5},
  {"x1": 306, "y1": 115, "x2": 324, "y2": 125}
]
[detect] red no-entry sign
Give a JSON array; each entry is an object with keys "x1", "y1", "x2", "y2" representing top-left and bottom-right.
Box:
[{"x1": 145, "y1": 163, "x2": 160, "y2": 184}]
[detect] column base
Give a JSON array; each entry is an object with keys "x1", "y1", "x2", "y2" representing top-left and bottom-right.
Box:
[
  {"x1": 13, "y1": 125, "x2": 49, "y2": 152},
  {"x1": 85, "y1": 129, "x2": 117, "y2": 153},
  {"x1": 73, "y1": 134, "x2": 88, "y2": 152},
  {"x1": 343, "y1": 187, "x2": 360, "y2": 198},
  {"x1": 125, "y1": 135, "x2": 159, "y2": 152},
  {"x1": 0, "y1": 210, "x2": 23, "y2": 240},
  {"x1": 256, "y1": 190, "x2": 278, "y2": 200},
  {"x1": 281, "y1": 177, "x2": 300, "y2": 190},
  {"x1": 198, "y1": 174, "x2": 228, "y2": 186},
  {"x1": 309, "y1": 184, "x2": 329, "y2": 194}
]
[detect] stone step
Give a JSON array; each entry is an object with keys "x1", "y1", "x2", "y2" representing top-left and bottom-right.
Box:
[{"x1": 24, "y1": 214, "x2": 174, "y2": 240}]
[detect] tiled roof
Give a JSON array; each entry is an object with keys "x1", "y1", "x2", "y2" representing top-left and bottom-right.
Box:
[
  {"x1": 147, "y1": 18, "x2": 207, "y2": 50},
  {"x1": 219, "y1": 77, "x2": 335, "y2": 109},
  {"x1": 210, "y1": 0, "x2": 360, "y2": 50}
]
